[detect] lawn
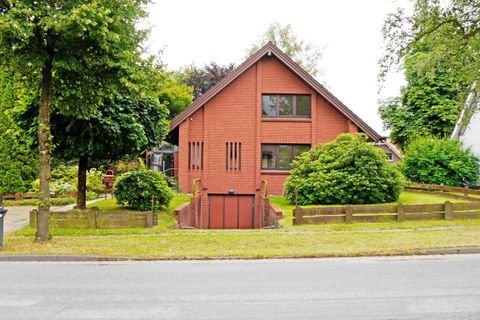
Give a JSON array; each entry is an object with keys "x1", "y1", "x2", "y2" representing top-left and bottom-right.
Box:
[{"x1": 3, "y1": 190, "x2": 480, "y2": 259}]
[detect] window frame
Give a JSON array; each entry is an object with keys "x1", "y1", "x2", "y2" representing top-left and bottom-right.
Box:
[
  {"x1": 261, "y1": 144, "x2": 310, "y2": 170},
  {"x1": 262, "y1": 94, "x2": 311, "y2": 118}
]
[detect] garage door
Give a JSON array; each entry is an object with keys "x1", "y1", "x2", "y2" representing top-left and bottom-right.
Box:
[{"x1": 208, "y1": 194, "x2": 255, "y2": 229}]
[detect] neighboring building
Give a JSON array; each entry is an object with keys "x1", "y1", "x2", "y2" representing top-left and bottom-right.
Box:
[
  {"x1": 375, "y1": 138, "x2": 402, "y2": 163},
  {"x1": 167, "y1": 42, "x2": 382, "y2": 229}
]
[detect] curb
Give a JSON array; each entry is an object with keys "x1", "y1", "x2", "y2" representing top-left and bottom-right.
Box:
[
  {"x1": 0, "y1": 255, "x2": 130, "y2": 262},
  {"x1": 1, "y1": 247, "x2": 480, "y2": 262}
]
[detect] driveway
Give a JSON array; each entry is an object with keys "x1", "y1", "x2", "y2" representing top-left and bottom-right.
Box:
[{"x1": 3, "y1": 206, "x2": 35, "y2": 235}]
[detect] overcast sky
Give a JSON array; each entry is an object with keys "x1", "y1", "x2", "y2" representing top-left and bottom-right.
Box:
[{"x1": 145, "y1": 0, "x2": 411, "y2": 135}]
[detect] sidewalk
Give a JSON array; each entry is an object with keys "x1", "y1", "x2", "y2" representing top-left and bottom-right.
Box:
[{"x1": 3, "y1": 198, "x2": 104, "y2": 236}]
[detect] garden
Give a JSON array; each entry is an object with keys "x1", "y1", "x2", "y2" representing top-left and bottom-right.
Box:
[{"x1": 2, "y1": 133, "x2": 480, "y2": 259}]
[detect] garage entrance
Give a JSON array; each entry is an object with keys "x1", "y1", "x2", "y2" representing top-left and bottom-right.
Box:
[{"x1": 208, "y1": 194, "x2": 255, "y2": 229}]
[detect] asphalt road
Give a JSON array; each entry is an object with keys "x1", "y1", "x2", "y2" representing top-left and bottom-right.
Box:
[{"x1": 1, "y1": 255, "x2": 480, "y2": 319}]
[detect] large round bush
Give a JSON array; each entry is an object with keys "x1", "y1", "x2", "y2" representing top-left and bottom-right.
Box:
[
  {"x1": 115, "y1": 169, "x2": 173, "y2": 211},
  {"x1": 403, "y1": 137, "x2": 479, "y2": 186},
  {"x1": 284, "y1": 133, "x2": 405, "y2": 205}
]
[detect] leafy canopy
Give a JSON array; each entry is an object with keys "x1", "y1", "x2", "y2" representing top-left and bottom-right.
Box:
[
  {"x1": 285, "y1": 134, "x2": 405, "y2": 205},
  {"x1": 0, "y1": 68, "x2": 38, "y2": 194},
  {"x1": 403, "y1": 136, "x2": 479, "y2": 186},
  {"x1": 247, "y1": 22, "x2": 324, "y2": 79},
  {"x1": 379, "y1": 44, "x2": 467, "y2": 149},
  {"x1": 178, "y1": 62, "x2": 235, "y2": 101}
]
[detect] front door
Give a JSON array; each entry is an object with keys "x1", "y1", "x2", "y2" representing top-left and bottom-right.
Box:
[{"x1": 208, "y1": 194, "x2": 255, "y2": 229}]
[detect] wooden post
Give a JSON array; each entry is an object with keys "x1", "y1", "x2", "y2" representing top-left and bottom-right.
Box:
[
  {"x1": 397, "y1": 204, "x2": 405, "y2": 221},
  {"x1": 146, "y1": 212, "x2": 154, "y2": 228},
  {"x1": 294, "y1": 205, "x2": 303, "y2": 225},
  {"x1": 444, "y1": 201, "x2": 453, "y2": 220},
  {"x1": 464, "y1": 186, "x2": 469, "y2": 197},
  {"x1": 345, "y1": 205, "x2": 353, "y2": 223},
  {"x1": 87, "y1": 209, "x2": 97, "y2": 228},
  {"x1": 30, "y1": 209, "x2": 38, "y2": 228}
]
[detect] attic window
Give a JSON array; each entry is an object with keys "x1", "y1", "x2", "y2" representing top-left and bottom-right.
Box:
[{"x1": 262, "y1": 94, "x2": 311, "y2": 118}]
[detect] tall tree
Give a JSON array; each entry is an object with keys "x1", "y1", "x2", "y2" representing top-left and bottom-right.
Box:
[
  {"x1": 379, "y1": 44, "x2": 467, "y2": 149},
  {"x1": 247, "y1": 22, "x2": 324, "y2": 78},
  {"x1": 0, "y1": 0, "x2": 149, "y2": 241},
  {"x1": 180, "y1": 62, "x2": 236, "y2": 100},
  {"x1": 379, "y1": 0, "x2": 480, "y2": 148}
]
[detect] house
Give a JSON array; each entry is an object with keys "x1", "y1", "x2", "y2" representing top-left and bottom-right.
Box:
[
  {"x1": 167, "y1": 42, "x2": 382, "y2": 229},
  {"x1": 374, "y1": 138, "x2": 402, "y2": 162}
]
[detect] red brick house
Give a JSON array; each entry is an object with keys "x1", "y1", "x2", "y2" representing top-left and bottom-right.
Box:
[{"x1": 168, "y1": 42, "x2": 381, "y2": 229}]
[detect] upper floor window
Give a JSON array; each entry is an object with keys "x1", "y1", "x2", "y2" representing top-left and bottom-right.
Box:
[{"x1": 262, "y1": 94, "x2": 311, "y2": 118}]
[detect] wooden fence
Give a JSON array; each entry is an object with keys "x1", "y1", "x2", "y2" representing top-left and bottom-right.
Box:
[
  {"x1": 406, "y1": 183, "x2": 480, "y2": 196},
  {"x1": 29, "y1": 208, "x2": 157, "y2": 229},
  {"x1": 293, "y1": 201, "x2": 480, "y2": 225}
]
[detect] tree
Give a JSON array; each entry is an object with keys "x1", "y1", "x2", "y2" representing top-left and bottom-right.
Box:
[
  {"x1": 158, "y1": 76, "x2": 193, "y2": 118},
  {"x1": 20, "y1": 94, "x2": 169, "y2": 209},
  {"x1": 379, "y1": 45, "x2": 466, "y2": 149},
  {"x1": 0, "y1": 0, "x2": 149, "y2": 241},
  {"x1": 379, "y1": 0, "x2": 479, "y2": 148},
  {"x1": 247, "y1": 22, "x2": 323, "y2": 78},
  {"x1": 0, "y1": 68, "x2": 38, "y2": 194},
  {"x1": 179, "y1": 62, "x2": 236, "y2": 100},
  {"x1": 284, "y1": 134, "x2": 405, "y2": 205},
  {"x1": 402, "y1": 136, "x2": 479, "y2": 186}
]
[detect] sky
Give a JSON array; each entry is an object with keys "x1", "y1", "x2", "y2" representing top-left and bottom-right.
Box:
[{"x1": 145, "y1": 0, "x2": 411, "y2": 135}]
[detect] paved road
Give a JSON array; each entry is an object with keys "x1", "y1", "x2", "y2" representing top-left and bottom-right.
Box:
[{"x1": 1, "y1": 255, "x2": 480, "y2": 319}]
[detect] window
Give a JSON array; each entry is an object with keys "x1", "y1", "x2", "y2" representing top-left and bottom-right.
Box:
[
  {"x1": 261, "y1": 144, "x2": 310, "y2": 170},
  {"x1": 262, "y1": 94, "x2": 311, "y2": 118},
  {"x1": 226, "y1": 142, "x2": 241, "y2": 170},
  {"x1": 386, "y1": 152, "x2": 393, "y2": 162},
  {"x1": 188, "y1": 142, "x2": 203, "y2": 170}
]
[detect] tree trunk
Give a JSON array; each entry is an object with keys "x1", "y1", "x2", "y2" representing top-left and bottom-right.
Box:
[
  {"x1": 76, "y1": 155, "x2": 88, "y2": 209},
  {"x1": 35, "y1": 55, "x2": 53, "y2": 242}
]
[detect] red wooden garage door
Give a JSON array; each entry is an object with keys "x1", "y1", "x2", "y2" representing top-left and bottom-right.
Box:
[{"x1": 208, "y1": 195, "x2": 255, "y2": 229}]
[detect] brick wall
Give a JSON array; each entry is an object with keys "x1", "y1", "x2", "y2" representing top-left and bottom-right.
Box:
[{"x1": 178, "y1": 55, "x2": 362, "y2": 225}]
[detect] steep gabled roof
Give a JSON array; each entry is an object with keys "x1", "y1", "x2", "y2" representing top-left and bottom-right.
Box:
[{"x1": 170, "y1": 42, "x2": 381, "y2": 141}]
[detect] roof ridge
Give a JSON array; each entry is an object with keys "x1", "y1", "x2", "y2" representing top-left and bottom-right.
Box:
[{"x1": 170, "y1": 42, "x2": 381, "y2": 141}]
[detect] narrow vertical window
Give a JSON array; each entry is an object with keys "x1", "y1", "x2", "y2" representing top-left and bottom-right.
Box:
[
  {"x1": 188, "y1": 142, "x2": 203, "y2": 170},
  {"x1": 226, "y1": 142, "x2": 241, "y2": 171}
]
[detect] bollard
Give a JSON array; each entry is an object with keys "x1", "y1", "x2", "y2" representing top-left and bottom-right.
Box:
[{"x1": 0, "y1": 206, "x2": 7, "y2": 250}]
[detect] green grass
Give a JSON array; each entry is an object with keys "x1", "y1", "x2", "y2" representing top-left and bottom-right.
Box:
[
  {"x1": 3, "y1": 227, "x2": 480, "y2": 259},
  {"x1": 3, "y1": 197, "x2": 75, "y2": 206},
  {"x1": 4, "y1": 191, "x2": 480, "y2": 259}
]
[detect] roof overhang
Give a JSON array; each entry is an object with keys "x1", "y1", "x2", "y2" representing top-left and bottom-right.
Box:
[{"x1": 170, "y1": 42, "x2": 381, "y2": 142}]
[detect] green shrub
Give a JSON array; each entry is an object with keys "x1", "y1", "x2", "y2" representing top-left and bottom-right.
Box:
[
  {"x1": 30, "y1": 164, "x2": 104, "y2": 197},
  {"x1": 284, "y1": 133, "x2": 405, "y2": 205},
  {"x1": 403, "y1": 136, "x2": 479, "y2": 186},
  {"x1": 86, "y1": 169, "x2": 104, "y2": 194},
  {"x1": 114, "y1": 169, "x2": 173, "y2": 211}
]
